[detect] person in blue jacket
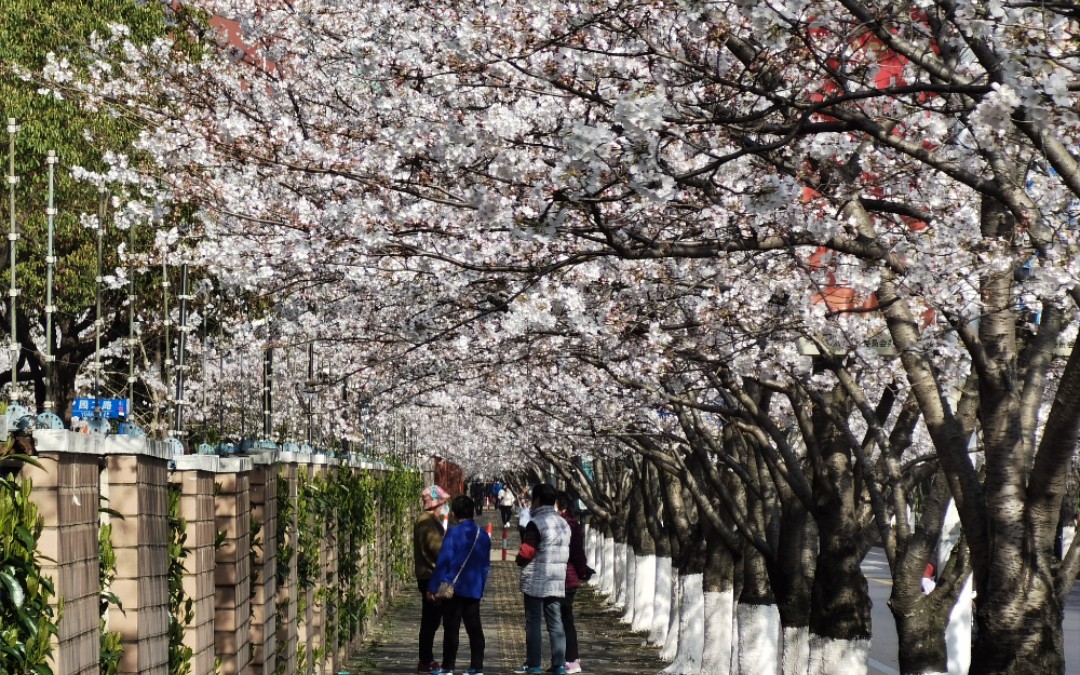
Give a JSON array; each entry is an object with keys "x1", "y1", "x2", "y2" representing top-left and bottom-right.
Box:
[{"x1": 427, "y1": 495, "x2": 492, "y2": 675}]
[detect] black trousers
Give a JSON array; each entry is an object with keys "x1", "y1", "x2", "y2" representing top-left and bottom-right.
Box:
[
  {"x1": 499, "y1": 505, "x2": 513, "y2": 526},
  {"x1": 417, "y1": 578, "x2": 443, "y2": 663},
  {"x1": 441, "y1": 595, "x2": 485, "y2": 670},
  {"x1": 561, "y1": 588, "x2": 579, "y2": 662}
]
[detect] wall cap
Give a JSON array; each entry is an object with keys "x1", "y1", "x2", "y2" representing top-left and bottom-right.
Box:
[
  {"x1": 171, "y1": 455, "x2": 220, "y2": 472},
  {"x1": 33, "y1": 429, "x2": 170, "y2": 459},
  {"x1": 218, "y1": 456, "x2": 253, "y2": 473},
  {"x1": 250, "y1": 450, "x2": 278, "y2": 466}
]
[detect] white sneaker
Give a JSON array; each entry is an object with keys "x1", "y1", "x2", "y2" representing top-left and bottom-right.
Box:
[{"x1": 565, "y1": 661, "x2": 582, "y2": 674}]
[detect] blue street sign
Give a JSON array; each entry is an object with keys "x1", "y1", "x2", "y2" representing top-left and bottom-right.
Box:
[{"x1": 72, "y1": 398, "x2": 131, "y2": 419}]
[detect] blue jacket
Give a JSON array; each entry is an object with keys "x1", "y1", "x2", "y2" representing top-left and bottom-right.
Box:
[{"x1": 428, "y1": 519, "x2": 491, "y2": 600}]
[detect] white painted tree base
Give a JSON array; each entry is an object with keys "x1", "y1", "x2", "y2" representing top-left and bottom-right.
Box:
[
  {"x1": 621, "y1": 545, "x2": 638, "y2": 624},
  {"x1": 600, "y1": 536, "x2": 616, "y2": 596},
  {"x1": 701, "y1": 589, "x2": 734, "y2": 675},
  {"x1": 650, "y1": 556, "x2": 673, "y2": 646},
  {"x1": 585, "y1": 529, "x2": 601, "y2": 587},
  {"x1": 736, "y1": 603, "x2": 780, "y2": 675},
  {"x1": 631, "y1": 553, "x2": 657, "y2": 632},
  {"x1": 660, "y1": 572, "x2": 685, "y2": 662},
  {"x1": 807, "y1": 635, "x2": 869, "y2": 675},
  {"x1": 662, "y1": 573, "x2": 704, "y2": 673},
  {"x1": 613, "y1": 541, "x2": 629, "y2": 610},
  {"x1": 782, "y1": 626, "x2": 810, "y2": 675}
]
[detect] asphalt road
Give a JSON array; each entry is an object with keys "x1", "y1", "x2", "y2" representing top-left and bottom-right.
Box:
[{"x1": 862, "y1": 548, "x2": 1080, "y2": 674}]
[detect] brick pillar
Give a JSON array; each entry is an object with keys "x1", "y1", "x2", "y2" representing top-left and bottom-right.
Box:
[
  {"x1": 325, "y1": 462, "x2": 340, "y2": 673},
  {"x1": 249, "y1": 455, "x2": 278, "y2": 675},
  {"x1": 338, "y1": 462, "x2": 358, "y2": 662},
  {"x1": 105, "y1": 440, "x2": 170, "y2": 675},
  {"x1": 171, "y1": 456, "x2": 220, "y2": 675},
  {"x1": 275, "y1": 458, "x2": 299, "y2": 673},
  {"x1": 358, "y1": 466, "x2": 375, "y2": 639},
  {"x1": 296, "y1": 461, "x2": 315, "y2": 675},
  {"x1": 378, "y1": 467, "x2": 392, "y2": 613},
  {"x1": 214, "y1": 456, "x2": 253, "y2": 675},
  {"x1": 310, "y1": 459, "x2": 329, "y2": 672},
  {"x1": 24, "y1": 431, "x2": 102, "y2": 675}
]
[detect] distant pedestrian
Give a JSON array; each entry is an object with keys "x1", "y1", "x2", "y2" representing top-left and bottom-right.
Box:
[
  {"x1": 414, "y1": 485, "x2": 451, "y2": 674},
  {"x1": 498, "y1": 484, "x2": 516, "y2": 527},
  {"x1": 517, "y1": 486, "x2": 532, "y2": 542},
  {"x1": 470, "y1": 481, "x2": 486, "y2": 514},
  {"x1": 427, "y1": 495, "x2": 492, "y2": 675},
  {"x1": 556, "y1": 491, "x2": 592, "y2": 674},
  {"x1": 513, "y1": 483, "x2": 571, "y2": 675}
]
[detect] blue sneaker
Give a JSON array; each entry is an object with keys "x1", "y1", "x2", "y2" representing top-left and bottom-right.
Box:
[
  {"x1": 551, "y1": 668, "x2": 568, "y2": 675},
  {"x1": 464, "y1": 669, "x2": 484, "y2": 675},
  {"x1": 513, "y1": 666, "x2": 543, "y2": 674},
  {"x1": 431, "y1": 669, "x2": 455, "y2": 675}
]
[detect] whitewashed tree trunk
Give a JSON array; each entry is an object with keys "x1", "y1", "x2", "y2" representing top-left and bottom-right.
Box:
[
  {"x1": 730, "y1": 601, "x2": 739, "y2": 674},
  {"x1": 650, "y1": 555, "x2": 674, "y2": 645},
  {"x1": 701, "y1": 589, "x2": 734, "y2": 674},
  {"x1": 613, "y1": 541, "x2": 629, "y2": 609},
  {"x1": 622, "y1": 545, "x2": 638, "y2": 623},
  {"x1": 585, "y1": 528, "x2": 601, "y2": 587},
  {"x1": 662, "y1": 572, "x2": 704, "y2": 674},
  {"x1": 946, "y1": 574, "x2": 973, "y2": 675},
  {"x1": 806, "y1": 635, "x2": 868, "y2": 675},
  {"x1": 781, "y1": 626, "x2": 810, "y2": 675},
  {"x1": 632, "y1": 553, "x2": 657, "y2": 633},
  {"x1": 736, "y1": 603, "x2": 781, "y2": 675},
  {"x1": 601, "y1": 536, "x2": 616, "y2": 596},
  {"x1": 660, "y1": 570, "x2": 684, "y2": 662}
]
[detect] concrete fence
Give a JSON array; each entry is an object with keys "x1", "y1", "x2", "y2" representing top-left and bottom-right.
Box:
[{"x1": 20, "y1": 428, "x2": 424, "y2": 675}]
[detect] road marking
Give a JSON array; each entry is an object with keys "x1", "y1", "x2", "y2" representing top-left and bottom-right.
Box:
[
  {"x1": 868, "y1": 657, "x2": 900, "y2": 675},
  {"x1": 867, "y1": 577, "x2": 893, "y2": 586}
]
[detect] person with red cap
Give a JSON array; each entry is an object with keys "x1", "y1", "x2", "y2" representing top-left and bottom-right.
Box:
[{"x1": 415, "y1": 485, "x2": 451, "y2": 673}]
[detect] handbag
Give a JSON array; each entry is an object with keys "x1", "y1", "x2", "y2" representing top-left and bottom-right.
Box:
[{"x1": 435, "y1": 526, "x2": 481, "y2": 600}]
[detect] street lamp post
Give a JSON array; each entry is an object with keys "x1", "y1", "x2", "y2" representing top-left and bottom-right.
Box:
[{"x1": 6, "y1": 119, "x2": 18, "y2": 402}]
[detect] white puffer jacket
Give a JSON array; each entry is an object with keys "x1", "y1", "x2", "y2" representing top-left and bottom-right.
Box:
[{"x1": 519, "y1": 505, "x2": 571, "y2": 597}]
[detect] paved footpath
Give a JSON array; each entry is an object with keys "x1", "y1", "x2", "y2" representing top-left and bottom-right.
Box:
[{"x1": 344, "y1": 510, "x2": 668, "y2": 674}]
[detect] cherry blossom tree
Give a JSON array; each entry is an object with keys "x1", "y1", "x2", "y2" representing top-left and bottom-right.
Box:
[{"x1": 35, "y1": 0, "x2": 1080, "y2": 672}]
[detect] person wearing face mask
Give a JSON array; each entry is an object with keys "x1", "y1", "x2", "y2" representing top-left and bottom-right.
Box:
[{"x1": 415, "y1": 485, "x2": 452, "y2": 673}]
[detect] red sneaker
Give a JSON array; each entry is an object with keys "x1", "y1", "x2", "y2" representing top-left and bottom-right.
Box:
[{"x1": 417, "y1": 661, "x2": 441, "y2": 673}]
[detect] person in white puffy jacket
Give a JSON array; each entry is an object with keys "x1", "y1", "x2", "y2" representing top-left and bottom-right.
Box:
[
  {"x1": 514, "y1": 483, "x2": 571, "y2": 675},
  {"x1": 498, "y1": 486, "x2": 516, "y2": 527}
]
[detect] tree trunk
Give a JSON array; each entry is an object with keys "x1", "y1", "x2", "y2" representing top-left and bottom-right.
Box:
[
  {"x1": 737, "y1": 540, "x2": 780, "y2": 675},
  {"x1": 622, "y1": 475, "x2": 646, "y2": 624},
  {"x1": 970, "y1": 576, "x2": 1063, "y2": 674},
  {"x1": 701, "y1": 529, "x2": 736, "y2": 674},
  {"x1": 889, "y1": 474, "x2": 970, "y2": 675},
  {"x1": 611, "y1": 508, "x2": 630, "y2": 609},
  {"x1": 663, "y1": 531, "x2": 706, "y2": 674},
  {"x1": 644, "y1": 460, "x2": 674, "y2": 644},
  {"x1": 808, "y1": 389, "x2": 872, "y2": 674},
  {"x1": 969, "y1": 195, "x2": 1066, "y2": 674},
  {"x1": 631, "y1": 499, "x2": 657, "y2": 632},
  {"x1": 659, "y1": 467, "x2": 692, "y2": 662},
  {"x1": 771, "y1": 502, "x2": 816, "y2": 675}
]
